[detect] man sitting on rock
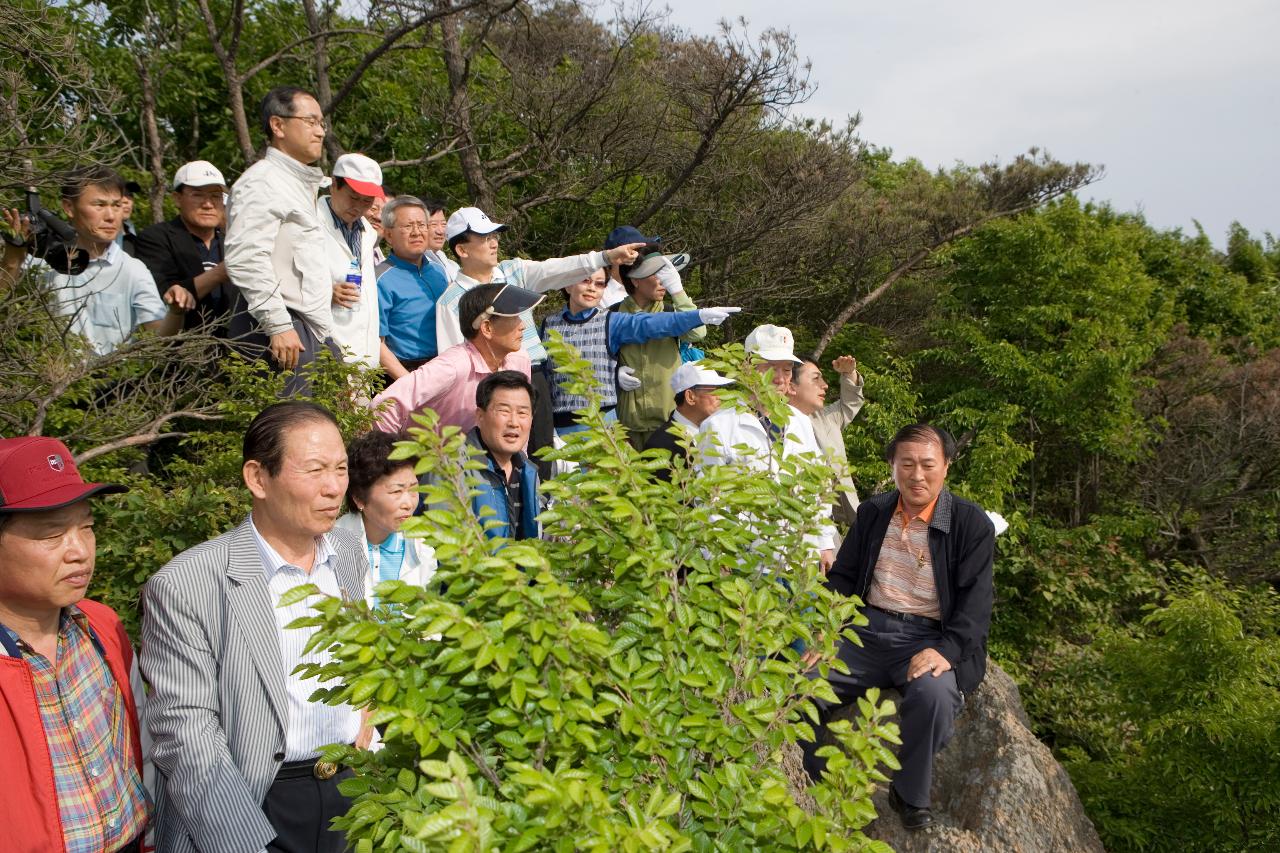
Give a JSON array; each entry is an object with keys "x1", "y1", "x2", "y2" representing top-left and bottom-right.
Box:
[{"x1": 801, "y1": 423, "x2": 995, "y2": 831}]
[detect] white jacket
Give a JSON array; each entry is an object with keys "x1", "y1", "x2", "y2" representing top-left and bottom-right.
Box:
[
  {"x1": 225, "y1": 147, "x2": 333, "y2": 339},
  {"x1": 334, "y1": 512, "x2": 438, "y2": 604},
  {"x1": 697, "y1": 404, "x2": 837, "y2": 553},
  {"x1": 317, "y1": 196, "x2": 381, "y2": 368}
]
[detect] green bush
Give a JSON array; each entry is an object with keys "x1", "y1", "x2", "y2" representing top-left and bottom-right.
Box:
[
  {"x1": 293, "y1": 339, "x2": 898, "y2": 851},
  {"x1": 1037, "y1": 582, "x2": 1280, "y2": 852}
]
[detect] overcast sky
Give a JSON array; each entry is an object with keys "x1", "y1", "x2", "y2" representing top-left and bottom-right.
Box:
[{"x1": 658, "y1": 0, "x2": 1277, "y2": 246}]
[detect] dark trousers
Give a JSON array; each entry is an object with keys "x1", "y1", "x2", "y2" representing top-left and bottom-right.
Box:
[
  {"x1": 529, "y1": 369, "x2": 555, "y2": 480},
  {"x1": 398, "y1": 356, "x2": 432, "y2": 372},
  {"x1": 262, "y1": 767, "x2": 354, "y2": 853},
  {"x1": 800, "y1": 607, "x2": 962, "y2": 807},
  {"x1": 228, "y1": 296, "x2": 341, "y2": 397}
]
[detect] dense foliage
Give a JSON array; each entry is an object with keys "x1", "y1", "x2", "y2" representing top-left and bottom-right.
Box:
[
  {"x1": 3, "y1": 1, "x2": 1279, "y2": 849},
  {"x1": 295, "y1": 339, "x2": 898, "y2": 851}
]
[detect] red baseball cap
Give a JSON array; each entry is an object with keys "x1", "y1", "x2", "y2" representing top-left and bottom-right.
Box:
[
  {"x1": 0, "y1": 437, "x2": 126, "y2": 513},
  {"x1": 332, "y1": 153, "x2": 385, "y2": 199}
]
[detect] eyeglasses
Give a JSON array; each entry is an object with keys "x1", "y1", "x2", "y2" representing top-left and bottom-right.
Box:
[
  {"x1": 394, "y1": 223, "x2": 430, "y2": 233},
  {"x1": 281, "y1": 114, "x2": 328, "y2": 130}
]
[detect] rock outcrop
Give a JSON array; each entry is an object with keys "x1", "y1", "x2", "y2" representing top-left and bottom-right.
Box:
[{"x1": 847, "y1": 661, "x2": 1104, "y2": 852}]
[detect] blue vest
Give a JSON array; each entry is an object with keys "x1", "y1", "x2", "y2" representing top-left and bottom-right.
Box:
[
  {"x1": 467, "y1": 429, "x2": 541, "y2": 541},
  {"x1": 541, "y1": 307, "x2": 618, "y2": 414}
]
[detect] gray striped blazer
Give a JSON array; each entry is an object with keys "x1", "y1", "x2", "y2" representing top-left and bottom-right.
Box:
[{"x1": 140, "y1": 516, "x2": 366, "y2": 853}]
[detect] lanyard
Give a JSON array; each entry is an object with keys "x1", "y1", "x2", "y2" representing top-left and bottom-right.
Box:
[{"x1": 0, "y1": 616, "x2": 106, "y2": 661}]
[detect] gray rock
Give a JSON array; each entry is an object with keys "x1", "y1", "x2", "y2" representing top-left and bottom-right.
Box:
[{"x1": 845, "y1": 661, "x2": 1105, "y2": 852}]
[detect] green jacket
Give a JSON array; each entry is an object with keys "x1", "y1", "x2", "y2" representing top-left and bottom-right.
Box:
[{"x1": 615, "y1": 290, "x2": 705, "y2": 436}]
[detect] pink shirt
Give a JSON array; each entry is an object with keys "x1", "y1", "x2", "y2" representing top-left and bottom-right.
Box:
[{"x1": 372, "y1": 341, "x2": 532, "y2": 434}]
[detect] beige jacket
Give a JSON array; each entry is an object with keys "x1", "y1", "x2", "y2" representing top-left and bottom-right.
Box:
[
  {"x1": 225, "y1": 147, "x2": 332, "y2": 339},
  {"x1": 810, "y1": 371, "x2": 865, "y2": 527}
]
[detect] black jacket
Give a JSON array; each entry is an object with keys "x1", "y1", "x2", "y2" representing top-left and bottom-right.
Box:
[
  {"x1": 641, "y1": 415, "x2": 691, "y2": 482},
  {"x1": 828, "y1": 487, "x2": 995, "y2": 694},
  {"x1": 133, "y1": 217, "x2": 231, "y2": 332}
]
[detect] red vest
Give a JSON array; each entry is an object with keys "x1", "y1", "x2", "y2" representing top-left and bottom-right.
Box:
[{"x1": 0, "y1": 599, "x2": 144, "y2": 852}]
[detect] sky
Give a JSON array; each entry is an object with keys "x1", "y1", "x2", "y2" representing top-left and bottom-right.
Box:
[{"x1": 657, "y1": 0, "x2": 1278, "y2": 246}]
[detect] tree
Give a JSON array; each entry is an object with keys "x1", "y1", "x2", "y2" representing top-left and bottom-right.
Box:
[
  {"x1": 921, "y1": 197, "x2": 1173, "y2": 523},
  {"x1": 1059, "y1": 583, "x2": 1280, "y2": 852},
  {"x1": 801, "y1": 151, "x2": 1100, "y2": 360},
  {"x1": 0, "y1": 1, "x2": 126, "y2": 189},
  {"x1": 1135, "y1": 330, "x2": 1280, "y2": 585},
  {"x1": 0, "y1": 273, "x2": 230, "y2": 461}
]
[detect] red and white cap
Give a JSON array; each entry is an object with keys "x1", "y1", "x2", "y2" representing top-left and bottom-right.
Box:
[
  {"x1": 332, "y1": 153, "x2": 385, "y2": 199},
  {"x1": 0, "y1": 437, "x2": 126, "y2": 513}
]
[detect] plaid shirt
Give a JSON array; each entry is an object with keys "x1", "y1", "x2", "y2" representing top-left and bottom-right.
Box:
[{"x1": 2, "y1": 607, "x2": 148, "y2": 852}]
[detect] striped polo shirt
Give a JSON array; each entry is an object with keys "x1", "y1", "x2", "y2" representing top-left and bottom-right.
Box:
[{"x1": 865, "y1": 495, "x2": 941, "y2": 619}]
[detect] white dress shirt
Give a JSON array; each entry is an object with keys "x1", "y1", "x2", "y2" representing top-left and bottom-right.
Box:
[
  {"x1": 249, "y1": 518, "x2": 361, "y2": 761},
  {"x1": 697, "y1": 404, "x2": 837, "y2": 553}
]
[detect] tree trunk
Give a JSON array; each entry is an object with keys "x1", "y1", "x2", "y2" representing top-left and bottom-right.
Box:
[
  {"x1": 1027, "y1": 417, "x2": 1037, "y2": 520},
  {"x1": 1072, "y1": 462, "x2": 1082, "y2": 527},
  {"x1": 227, "y1": 77, "x2": 255, "y2": 164},
  {"x1": 194, "y1": 0, "x2": 255, "y2": 163},
  {"x1": 439, "y1": 11, "x2": 493, "y2": 211},
  {"x1": 136, "y1": 58, "x2": 168, "y2": 225},
  {"x1": 302, "y1": 0, "x2": 342, "y2": 162}
]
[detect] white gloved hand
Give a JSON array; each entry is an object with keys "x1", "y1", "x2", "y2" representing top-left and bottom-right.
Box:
[
  {"x1": 698, "y1": 306, "x2": 742, "y2": 326},
  {"x1": 655, "y1": 257, "x2": 684, "y2": 296},
  {"x1": 986, "y1": 510, "x2": 1010, "y2": 536},
  {"x1": 617, "y1": 365, "x2": 643, "y2": 391}
]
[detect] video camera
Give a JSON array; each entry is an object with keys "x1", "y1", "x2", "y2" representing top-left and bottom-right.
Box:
[{"x1": 2, "y1": 187, "x2": 89, "y2": 275}]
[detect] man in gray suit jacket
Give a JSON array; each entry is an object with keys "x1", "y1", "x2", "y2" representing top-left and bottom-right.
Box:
[{"x1": 141, "y1": 401, "x2": 369, "y2": 853}]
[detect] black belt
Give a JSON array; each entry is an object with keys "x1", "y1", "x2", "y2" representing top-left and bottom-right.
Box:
[
  {"x1": 276, "y1": 756, "x2": 345, "y2": 781},
  {"x1": 867, "y1": 605, "x2": 941, "y2": 631}
]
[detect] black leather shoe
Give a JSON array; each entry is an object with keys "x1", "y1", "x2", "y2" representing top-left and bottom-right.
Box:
[{"x1": 888, "y1": 784, "x2": 934, "y2": 831}]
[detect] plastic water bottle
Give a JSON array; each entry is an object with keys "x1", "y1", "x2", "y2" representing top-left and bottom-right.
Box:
[{"x1": 341, "y1": 257, "x2": 361, "y2": 312}]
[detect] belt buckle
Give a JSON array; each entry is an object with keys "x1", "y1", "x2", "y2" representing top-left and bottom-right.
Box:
[{"x1": 313, "y1": 759, "x2": 339, "y2": 780}]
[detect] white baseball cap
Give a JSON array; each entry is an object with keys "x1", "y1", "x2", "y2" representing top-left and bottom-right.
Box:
[
  {"x1": 332, "y1": 153, "x2": 385, "y2": 198},
  {"x1": 625, "y1": 251, "x2": 687, "y2": 280},
  {"x1": 171, "y1": 161, "x2": 226, "y2": 190},
  {"x1": 446, "y1": 206, "x2": 507, "y2": 241},
  {"x1": 670, "y1": 362, "x2": 734, "y2": 395},
  {"x1": 744, "y1": 324, "x2": 802, "y2": 363}
]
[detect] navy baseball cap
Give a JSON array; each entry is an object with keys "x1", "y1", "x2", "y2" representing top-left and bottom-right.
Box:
[{"x1": 604, "y1": 225, "x2": 659, "y2": 250}]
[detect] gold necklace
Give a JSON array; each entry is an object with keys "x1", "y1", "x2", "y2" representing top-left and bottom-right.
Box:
[{"x1": 899, "y1": 516, "x2": 928, "y2": 571}]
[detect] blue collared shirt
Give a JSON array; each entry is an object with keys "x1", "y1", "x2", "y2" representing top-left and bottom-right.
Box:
[{"x1": 376, "y1": 252, "x2": 450, "y2": 360}]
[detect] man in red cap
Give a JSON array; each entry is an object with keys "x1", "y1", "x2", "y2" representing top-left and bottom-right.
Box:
[
  {"x1": 0, "y1": 437, "x2": 147, "y2": 853},
  {"x1": 320, "y1": 152, "x2": 385, "y2": 370}
]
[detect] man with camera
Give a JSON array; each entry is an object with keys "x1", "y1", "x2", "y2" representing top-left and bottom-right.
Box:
[{"x1": 1, "y1": 166, "x2": 192, "y2": 355}]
